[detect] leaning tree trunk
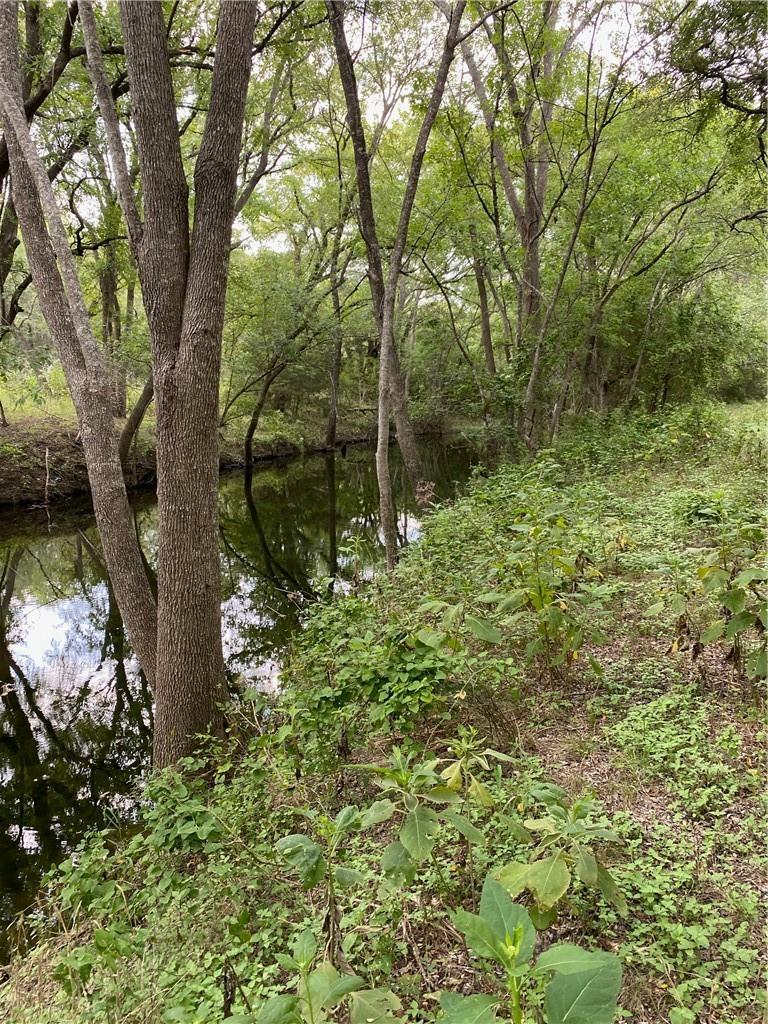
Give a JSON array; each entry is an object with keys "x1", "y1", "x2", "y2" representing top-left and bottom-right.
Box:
[{"x1": 0, "y1": 14, "x2": 158, "y2": 686}]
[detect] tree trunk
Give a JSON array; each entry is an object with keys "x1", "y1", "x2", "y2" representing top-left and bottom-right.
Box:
[
  {"x1": 0, "y1": 12, "x2": 159, "y2": 686},
  {"x1": 119, "y1": 373, "x2": 154, "y2": 468},
  {"x1": 120, "y1": 0, "x2": 257, "y2": 767},
  {"x1": 473, "y1": 258, "x2": 496, "y2": 376},
  {"x1": 244, "y1": 364, "x2": 284, "y2": 468}
]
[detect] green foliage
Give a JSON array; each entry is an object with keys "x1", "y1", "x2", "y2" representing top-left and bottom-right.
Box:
[
  {"x1": 448, "y1": 874, "x2": 621, "y2": 1024},
  {"x1": 495, "y1": 785, "x2": 626, "y2": 926}
]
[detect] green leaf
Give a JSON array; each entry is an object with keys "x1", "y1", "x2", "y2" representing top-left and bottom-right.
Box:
[
  {"x1": 416, "y1": 628, "x2": 444, "y2": 649},
  {"x1": 498, "y1": 815, "x2": 533, "y2": 844},
  {"x1": 440, "y1": 810, "x2": 484, "y2": 845},
  {"x1": 724, "y1": 609, "x2": 756, "y2": 638},
  {"x1": 721, "y1": 588, "x2": 746, "y2": 614},
  {"x1": 747, "y1": 646, "x2": 767, "y2": 679},
  {"x1": 438, "y1": 993, "x2": 499, "y2": 1024},
  {"x1": 334, "y1": 806, "x2": 361, "y2": 834},
  {"x1": 334, "y1": 866, "x2": 367, "y2": 889},
  {"x1": 423, "y1": 786, "x2": 462, "y2": 804},
  {"x1": 477, "y1": 591, "x2": 506, "y2": 604},
  {"x1": 700, "y1": 619, "x2": 725, "y2": 644},
  {"x1": 417, "y1": 600, "x2": 449, "y2": 614},
  {"x1": 399, "y1": 805, "x2": 439, "y2": 861},
  {"x1": 292, "y1": 929, "x2": 317, "y2": 969},
  {"x1": 348, "y1": 988, "x2": 401, "y2": 1024},
  {"x1": 526, "y1": 854, "x2": 571, "y2": 910},
  {"x1": 478, "y1": 876, "x2": 536, "y2": 965},
  {"x1": 465, "y1": 615, "x2": 503, "y2": 644},
  {"x1": 468, "y1": 776, "x2": 494, "y2": 807},
  {"x1": 276, "y1": 835, "x2": 326, "y2": 889},
  {"x1": 304, "y1": 963, "x2": 363, "y2": 1012},
  {"x1": 543, "y1": 951, "x2": 621, "y2": 1024},
  {"x1": 643, "y1": 601, "x2": 665, "y2": 618},
  {"x1": 360, "y1": 800, "x2": 396, "y2": 829},
  {"x1": 575, "y1": 847, "x2": 598, "y2": 887},
  {"x1": 536, "y1": 943, "x2": 612, "y2": 976},
  {"x1": 529, "y1": 904, "x2": 558, "y2": 930},
  {"x1": 254, "y1": 995, "x2": 300, "y2": 1024},
  {"x1": 495, "y1": 860, "x2": 530, "y2": 897},
  {"x1": 453, "y1": 909, "x2": 506, "y2": 965},
  {"x1": 734, "y1": 568, "x2": 768, "y2": 586},
  {"x1": 595, "y1": 863, "x2": 627, "y2": 916},
  {"x1": 380, "y1": 840, "x2": 416, "y2": 884}
]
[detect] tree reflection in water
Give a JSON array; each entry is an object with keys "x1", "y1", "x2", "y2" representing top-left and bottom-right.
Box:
[{"x1": 0, "y1": 442, "x2": 475, "y2": 954}]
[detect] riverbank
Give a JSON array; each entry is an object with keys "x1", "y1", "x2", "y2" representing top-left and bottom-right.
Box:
[
  {"x1": 2, "y1": 402, "x2": 765, "y2": 1024},
  {"x1": 0, "y1": 413, "x2": 383, "y2": 508}
]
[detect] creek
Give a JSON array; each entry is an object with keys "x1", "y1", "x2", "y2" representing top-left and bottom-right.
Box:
[{"x1": 0, "y1": 441, "x2": 477, "y2": 955}]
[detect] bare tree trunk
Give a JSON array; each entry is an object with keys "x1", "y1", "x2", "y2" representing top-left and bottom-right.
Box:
[
  {"x1": 0, "y1": 11, "x2": 158, "y2": 686},
  {"x1": 325, "y1": 231, "x2": 344, "y2": 449},
  {"x1": 119, "y1": 0, "x2": 257, "y2": 767},
  {"x1": 326, "y1": 0, "x2": 436, "y2": 502},
  {"x1": 119, "y1": 373, "x2": 153, "y2": 468},
  {"x1": 245, "y1": 364, "x2": 285, "y2": 467},
  {"x1": 471, "y1": 245, "x2": 496, "y2": 375}
]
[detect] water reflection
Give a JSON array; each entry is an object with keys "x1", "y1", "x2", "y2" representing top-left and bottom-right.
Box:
[{"x1": 0, "y1": 443, "x2": 476, "y2": 952}]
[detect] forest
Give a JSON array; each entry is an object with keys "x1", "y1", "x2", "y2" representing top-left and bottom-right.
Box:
[{"x1": 0, "y1": 1, "x2": 765, "y2": 1023}]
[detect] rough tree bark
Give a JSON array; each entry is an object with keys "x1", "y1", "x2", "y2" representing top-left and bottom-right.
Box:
[
  {"x1": 113, "y1": 0, "x2": 257, "y2": 767},
  {"x1": 327, "y1": 0, "x2": 466, "y2": 564},
  {"x1": 0, "y1": 8, "x2": 158, "y2": 684}
]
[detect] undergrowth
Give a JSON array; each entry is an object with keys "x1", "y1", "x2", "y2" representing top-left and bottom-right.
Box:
[{"x1": 1, "y1": 401, "x2": 765, "y2": 1024}]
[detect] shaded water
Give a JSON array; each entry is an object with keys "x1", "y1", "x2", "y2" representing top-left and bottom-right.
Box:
[{"x1": 0, "y1": 442, "x2": 477, "y2": 951}]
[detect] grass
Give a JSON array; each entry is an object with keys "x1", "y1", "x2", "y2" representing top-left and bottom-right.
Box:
[{"x1": 1, "y1": 401, "x2": 765, "y2": 1024}]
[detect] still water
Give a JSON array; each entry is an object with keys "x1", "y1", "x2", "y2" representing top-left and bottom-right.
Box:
[{"x1": 0, "y1": 442, "x2": 476, "y2": 950}]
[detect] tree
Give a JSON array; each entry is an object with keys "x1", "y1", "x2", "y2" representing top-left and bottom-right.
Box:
[
  {"x1": 0, "y1": 1, "x2": 294, "y2": 766},
  {"x1": 327, "y1": 0, "x2": 467, "y2": 566}
]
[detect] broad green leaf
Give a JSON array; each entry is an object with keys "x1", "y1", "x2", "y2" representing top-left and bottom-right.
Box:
[
  {"x1": 440, "y1": 761, "x2": 463, "y2": 790},
  {"x1": 595, "y1": 864, "x2": 628, "y2": 916},
  {"x1": 495, "y1": 861, "x2": 530, "y2": 897},
  {"x1": 747, "y1": 646, "x2": 767, "y2": 679},
  {"x1": 721, "y1": 588, "x2": 746, "y2": 614},
  {"x1": 543, "y1": 951, "x2": 621, "y2": 1024},
  {"x1": 453, "y1": 909, "x2": 506, "y2": 965},
  {"x1": 360, "y1": 800, "x2": 396, "y2": 829},
  {"x1": 423, "y1": 786, "x2": 462, "y2": 804},
  {"x1": 465, "y1": 615, "x2": 503, "y2": 644},
  {"x1": 334, "y1": 866, "x2": 367, "y2": 888},
  {"x1": 478, "y1": 876, "x2": 535, "y2": 964},
  {"x1": 417, "y1": 600, "x2": 449, "y2": 614},
  {"x1": 575, "y1": 846, "x2": 598, "y2": 887},
  {"x1": 399, "y1": 805, "x2": 439, "y2": 861},
  {"x1": 277, "y1": 835, "x2": 326, "y2": 889},
  {"x1": 530, "y1": 904, "x2": 558, "y2": 930},
  {"x1": 700, "y1": 619, "x2": 725, "y2": 644},
  {"x1": 334, "y1": 806, "x2": 361, "y2": 834},
  {"x1": 498, "y1": 815, "x2": 533, "y2": 844},
  {"x1": 734, "y1": 568, "x2": 768, "y2": 586},
  {"x1": 380, "y1": 840, "x2": 416, "y2": 884},
  {"x1": 527, "y1": 854, "x2": 571, "y2": 910},
  {"x1": 349, "y1": 988, "x2": 401, "y2": 1024},
  {"x1": 643, "y1": 601, "x2": 665, "y2": 618},
  {"x1": 304, "y1": 962, "x2": 363, "y2": 1012},
  {"x1": 441, "y1": 810, "x2": 484, "y2": 844},
  {"x1": 536, "y1": 942, "x2": 612, "y2": 976},
  {"x1": 292, "y1": 929, "x2": 317, "y2": 969},
  {"x1": 468, "y1": 776, "x2": 494, "y2": 807},
  {"x1": 254, "y1": 995, "x2": 300, "y2": 1024},
  {"x1": 724, "y1": 610, "x2": 756, "y2": 638},
  {"x1": 438, "y1": 993, "x2": 499, "y2": 1024},
  {"x1": 416, "y1": 628, "x2": 444, "y2": 649}
]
